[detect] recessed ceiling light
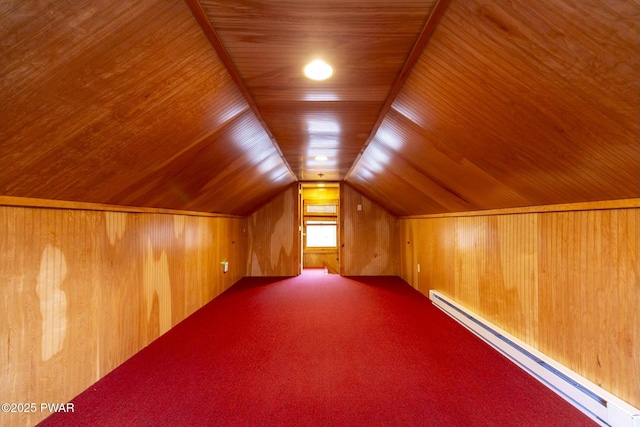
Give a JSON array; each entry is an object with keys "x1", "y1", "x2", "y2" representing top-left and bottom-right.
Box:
[
  {"x1": 304, "y1": 60, "x2": 333, "y2": 81},
  {"x1": 314, "y1": 155, "x2": 329, "y2": 161}
]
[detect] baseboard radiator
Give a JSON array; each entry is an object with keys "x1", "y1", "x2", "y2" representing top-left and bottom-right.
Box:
[{"x1": 429, "y1": 290, "x2": 640, "y2": 427}]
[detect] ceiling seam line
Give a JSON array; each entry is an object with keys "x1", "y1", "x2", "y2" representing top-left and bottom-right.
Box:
[
  {"x1": 344, "y1": 0, "x2": 453, "y2": 181},
  {"x1": 184, "y1": 0, "x2": 296, "y2": 181}
]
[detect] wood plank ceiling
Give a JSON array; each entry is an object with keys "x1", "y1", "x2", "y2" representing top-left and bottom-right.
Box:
[
  {"x1": 193, "y1": 0, "x2": 438, "y2": 182},
  {"x1": 1, "y1": 0, "x2": 638, "y2": 216},
  {"x1": 346, "y1": 0, "x2": 640, "y2": 215},
  {"x1": 0, "y1": 0, "x2": 296, "y2": 216}
]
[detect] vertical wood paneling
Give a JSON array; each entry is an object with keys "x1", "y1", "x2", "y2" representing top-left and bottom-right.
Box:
[
  {"x1": 451, "y1": 215, "x2": 538, "y2": 341},
  {"x1": 341, "y1": 184, "x2": 398, "y2": 275},
  {"x1": 220, "y1": 215, "x2": 247, "y2": 290},
  {"x1": 303, "y1": 253, "x2": 339, "y2": 273},
  {"x1": 0, "y1": 204, "x2": 246, "y2": 427},
  {"x1": 399, "y1": 219, "x2": 415, "y2": 285},
  {"x1": 400, "y1": 205, "x2": 640, "y2": 407},
  {"x1": 538, "y1": 209, "x2": 639, "y2": 403},
  {"x1": 455, "y1": 216, "x2": 483, "y2": 312},
  {"x1": 412, "y1": 217, "x2": 457, "y2": 298},
  {"x1": 99, "y1": 211, "x2": 144, "y2": 376},
  {"x1": 247, "y1": 184, "x2": 299, "y2": 276},
  {"x1": 496, "y1": 214, "x2": 538, "y2": 344}
]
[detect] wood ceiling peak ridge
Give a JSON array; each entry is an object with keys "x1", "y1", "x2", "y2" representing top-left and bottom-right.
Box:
[
  {"x1": 345, "y1": 0, "x2": 453, "y2": 181},
  {"x1": 185, "y1": 0, "x2": 295, "y2": 180}
]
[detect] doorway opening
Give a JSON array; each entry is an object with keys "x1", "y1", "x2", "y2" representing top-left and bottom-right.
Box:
[{"x1": 299, "y1": 183, "x2": 340, "y2": 274}]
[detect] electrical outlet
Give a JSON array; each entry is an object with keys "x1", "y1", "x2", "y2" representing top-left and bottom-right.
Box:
[
  {"x1": 221, "y1": 261, "x2": 229, "y2": 273},
  {"x1": 417, "y1": 264, "x2": 421, "y2": 273}
]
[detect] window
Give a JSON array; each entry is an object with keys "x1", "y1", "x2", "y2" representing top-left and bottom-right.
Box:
[
  {"x1": 305, "y1": 220, "x2": 337, "y2": 248},
  {"x1": 305, "y1": 204, "x2": 337, "y2": 215}
]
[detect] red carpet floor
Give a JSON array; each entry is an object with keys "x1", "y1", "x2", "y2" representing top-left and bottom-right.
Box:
[{"x1": 39, "y1": 270, "x2": 596, "y2": 426}]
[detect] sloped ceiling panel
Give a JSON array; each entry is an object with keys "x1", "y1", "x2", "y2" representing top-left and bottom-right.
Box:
[
  {"x1": 109, "y1": 109, "x2": 294, "y2": 216},
  {"x1": 198, "y1": 0, "x2": 437, "y2": 182},
  {"x1": 2, "y1": 0, "x2": 638, "y2": 217},
  {"x1": 0, "y1": 0, "x2": 295, "y2": 215},
  {"x1": 346, "y1": 0, "x2": 640, "y2": 216}
]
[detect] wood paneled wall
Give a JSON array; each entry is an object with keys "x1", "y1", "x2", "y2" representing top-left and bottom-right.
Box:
[
  {"x1": 247, "y1": 184, "x2": 299, "y2": 276},
  {"x1": 0, "y1": 203, "x2": 246, "y2": 427},
  {"x1": 303, "y1": 253, "x2": 339, "y2": 274},
  {"x1": 341, "y1": 184, "x2": 398, "y2": 276},
  {"x1": 399, "y1": 202, "x2": 640, "y2": 407}
]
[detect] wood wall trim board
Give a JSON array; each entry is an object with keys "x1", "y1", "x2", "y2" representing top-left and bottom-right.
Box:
[
  {"x1": 398, "y1": 198, "x2": 640, "y2": 219},
  {"x1": 0, "y1": 196, "x2": 245, "y2": 219}
]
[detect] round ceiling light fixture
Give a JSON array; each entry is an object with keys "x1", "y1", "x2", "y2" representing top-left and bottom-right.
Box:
[{"x1": 304, "y1": 60, "x2": 333, "y2": 81}]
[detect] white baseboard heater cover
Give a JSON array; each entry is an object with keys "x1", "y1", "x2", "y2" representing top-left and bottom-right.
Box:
[{"x1": 429, "y1": 290, "x2": 640, "y2": 427}]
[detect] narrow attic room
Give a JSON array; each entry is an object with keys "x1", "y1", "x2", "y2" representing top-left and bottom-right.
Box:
[{"x1": 1, "y1": 0, "x2": 638, "y2": 426}]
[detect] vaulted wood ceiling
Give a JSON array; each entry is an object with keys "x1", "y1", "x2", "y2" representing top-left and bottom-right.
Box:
[{"x1": 1, "y1": 0, "x2": 638, "y2": 216}]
